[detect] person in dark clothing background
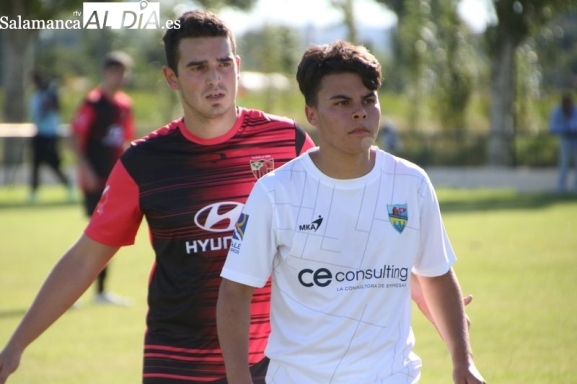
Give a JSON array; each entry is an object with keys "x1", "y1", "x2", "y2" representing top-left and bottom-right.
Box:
[
  {"x1": 70, "y1": 51, "x2": 135, "y2": 305},
  {"x1": 28, "y1": 69, "x2": 73, "y2": 203}
]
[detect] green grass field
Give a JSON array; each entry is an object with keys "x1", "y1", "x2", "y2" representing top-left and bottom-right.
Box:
[{"x1": 1, "y1": 186, "x2": 576, "y2": 383}]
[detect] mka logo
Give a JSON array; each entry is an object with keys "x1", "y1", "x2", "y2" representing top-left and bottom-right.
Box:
[{"x1": 299, "y1": 215, "x2": 323, "y2": 232}]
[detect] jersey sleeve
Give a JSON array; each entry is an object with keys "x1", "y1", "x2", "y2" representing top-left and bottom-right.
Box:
[
  {"x1": 124, "y1": 105, "x2": 136, "y2": 142},
  {"x1": 412, "y1": 175, "x2": 456, "y2": 277},
  {"x1": 84, "y1": 159, "x2": 143, "y2": 247},
  {"x1": 221, "y1": 180, "x2": 277, "y2": 288}
]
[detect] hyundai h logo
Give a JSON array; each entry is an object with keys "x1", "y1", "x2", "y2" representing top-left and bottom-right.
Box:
[{"x1": 194, "y1": 202, "x2": 244, "y2": 233}]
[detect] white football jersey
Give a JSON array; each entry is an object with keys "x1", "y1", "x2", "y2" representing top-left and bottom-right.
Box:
[{"x1": 222, "y1": 147, "x2": 456, "y2": 384}]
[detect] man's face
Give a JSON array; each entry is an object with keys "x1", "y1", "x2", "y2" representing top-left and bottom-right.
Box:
[
  {"x1": 164, "y1": 37, "x2": 240, "y2": 121},
  {"x1": 102, "y1": 65, "x2": 127, "y2": 91},
  {"x1": 305, "y1": 72, "x2": 380, "y2": 155}
]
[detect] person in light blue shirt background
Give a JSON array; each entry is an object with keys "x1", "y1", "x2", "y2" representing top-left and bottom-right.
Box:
[
  {"x1": 28, "y1": 69, "x2": 73, "y2": 202},
  {"x1": 550, "y1": 92, "x2": 577, "y2": 193}
]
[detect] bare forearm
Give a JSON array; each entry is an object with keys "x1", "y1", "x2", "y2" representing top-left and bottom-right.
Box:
[
  {"x1": 216, "y1": 279, "x2": 254, "y2": 384},
  {"x1": 419, "y1": 270, "x2": 472, "y2": 365},
  {"x1": 411, "y1": 273, "x2": 436, "y2": 326}
]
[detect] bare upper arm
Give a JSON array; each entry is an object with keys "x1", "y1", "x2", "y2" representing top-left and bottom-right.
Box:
[
  {"x1": 64, "y1": 233, "x2": 121, "y2": 271},
  {"x1": 219, "y1": 278, "x2": 255, "y2": 300}
]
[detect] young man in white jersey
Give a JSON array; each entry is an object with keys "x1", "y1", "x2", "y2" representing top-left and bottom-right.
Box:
[{"x1": 217, "y1": 40, "x2": 486, "y2": 383}]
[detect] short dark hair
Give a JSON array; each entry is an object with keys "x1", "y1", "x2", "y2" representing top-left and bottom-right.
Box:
[
  {"x1": 561, "y1": 92, "x2": 574, "y2": 117},
  {"x1": 31, "y1": 68, "x2": 46, "y2": 84},
  {"x1": 162, "y1": 10, "x2": 237, "y2": 75},
  {"x1": 102, "y1": 51, "x2": 133, "y2": 70},
  {"x1": 296, "y1": 40, "x2": 382, "y2": 106}
]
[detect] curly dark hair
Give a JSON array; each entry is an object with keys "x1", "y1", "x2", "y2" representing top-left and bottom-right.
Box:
[{"x1": 296, "y1": 40, "x2": 382, "y2": 106}]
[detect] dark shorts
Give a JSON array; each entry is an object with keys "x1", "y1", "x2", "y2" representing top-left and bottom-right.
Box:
[
  {"x1": 83, "y1": 190, "x2": 104, "y2": 217},
  {"x1": 142, "y1": 357, "x2": 269, "y2": 384},
  {"x1": 32, "y1": 135, "x2": 62, "y2": 167}
]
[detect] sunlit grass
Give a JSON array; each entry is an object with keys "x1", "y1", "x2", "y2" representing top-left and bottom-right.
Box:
[{"x1": 1, "y1": 186, "x2": 576, "y2": 383}]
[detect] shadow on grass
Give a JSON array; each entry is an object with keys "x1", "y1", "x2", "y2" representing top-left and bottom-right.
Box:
[
  {"x1": 0, "y1": 308, "x2": 28, "y2": 318},
  {"x1": 1, "y1": 190, "x2": 577, "y2": 213},
  {"x1": 439, "y1": 191, "x2": 577, "y2": 213}
]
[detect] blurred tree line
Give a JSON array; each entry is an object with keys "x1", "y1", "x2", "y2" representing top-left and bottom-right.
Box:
[
  {"x1": 1, "y1": 0, "x2": 577, "y2": 167},
  {"x1": 376, "y1": 0, "x2": 577, "y2": 166}
]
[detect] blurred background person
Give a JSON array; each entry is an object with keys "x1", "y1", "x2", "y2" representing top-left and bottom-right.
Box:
[
  {"x1": 550, "y1": 92, "x2": 577, "y2": 193},
  {"x1": 378, "y1": 117, "x2": 402, "y2": 154},
  {"x1": 70, "y1": 51, "x2": 135, "y2": 305},
  {"x1": 28, "y1": 69, "x2": 73, "y2": 203}
]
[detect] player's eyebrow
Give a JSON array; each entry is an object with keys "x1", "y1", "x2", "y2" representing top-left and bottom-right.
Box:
[
  {"x1": 216, "y1": 55, "x2": 234, "y2": 62},
  {"x1": 329, "y1": 94, "x2": 352, "y2": 101},
  {"x1": 328, "y1": 91, "x2": 376, "y2": 101},
  {"x1": 184, "y1": 59, "x2": 207, "y2": 67},
  {"x1": 184, "y1": 56, "x2": 234, "y2": 68},
  {"x1": 361, "y1": 91, "x2": 377, "y2": 99}
]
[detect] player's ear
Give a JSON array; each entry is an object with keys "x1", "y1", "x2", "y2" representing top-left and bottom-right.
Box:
[
  {"x1": 163, "y1": 65, "x2": 179, "y2": 90},
  {"x1": 235, "y1": 55, "x2": 241, "y2": 80},
  {"x1": 235, "y1": 55, "x2": 241, "y2": 72},
  {"x1": 305, "y1": 104, "x2": 317, "y2": 127}
]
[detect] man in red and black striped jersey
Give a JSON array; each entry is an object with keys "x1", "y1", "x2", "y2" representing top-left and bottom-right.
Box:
[
  {"x1": 0, "y1": 10, "x2": 314, "y2": 384},
  {"x1": 70, "y1": 50, "x2": 136, "y2": 306}
]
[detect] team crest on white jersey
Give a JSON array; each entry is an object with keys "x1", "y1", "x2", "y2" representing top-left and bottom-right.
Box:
[
  {"x1": 387, "y1": 203, "x2": 408, "y2": 233},
  {"x1": 250, "y1": 156, "x2": 274, "y2": 180}
]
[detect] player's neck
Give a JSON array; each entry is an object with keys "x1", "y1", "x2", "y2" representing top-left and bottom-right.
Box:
[
  {"x1": 182, "y1": 105, "x2": 239, "y2": 139},
  {"x1": 100, "y1": 84, "x2": 121, "y2": 99},
  {"x1": 310, "y1": 147, "x2": 376, "y2": 179}
]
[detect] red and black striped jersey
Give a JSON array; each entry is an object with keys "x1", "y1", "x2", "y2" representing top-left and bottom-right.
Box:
[
  {"x1": 85, "y1": 107, "x2": 315, "y2": 383},
  {"x1": 71, "y1": 87, "x2": 135, "y2": 189}
]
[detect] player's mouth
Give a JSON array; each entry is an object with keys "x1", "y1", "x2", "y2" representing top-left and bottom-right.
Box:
[
  {"x1": 206, "y1": 91, "x2": 226, "y2": 100},
  {"x1": 349, "y1": 126, "x2": 372, "y2": 135},
  {"x1": 205, "y1": 89, "x2": 226, "y2": 101}
]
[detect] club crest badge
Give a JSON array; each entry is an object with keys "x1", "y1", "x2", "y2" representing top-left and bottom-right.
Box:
[
  {"x1": 387, "y1": 204, "x2": 408, "y2": 233},
  {"x1": 250, "y1": 157, "x2": 274, "y2": 180}
]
